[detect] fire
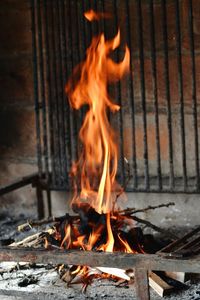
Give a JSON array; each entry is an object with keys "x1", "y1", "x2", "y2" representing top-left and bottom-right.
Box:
[
  {"x1": 84, "y1": 9, "x2": 111, "y2": 21},
  {"x1": 50, "y1": 10, "x2": 144, "y2": 283},
  {"x1": 66, "y1": 24, "x2": 130, "y2": 215}
]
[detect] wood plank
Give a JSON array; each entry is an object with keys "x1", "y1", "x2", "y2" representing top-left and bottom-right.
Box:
[
  {"x1": 149, "y1": 272, "x2": 173, "y2": 297},
  {"x1": 0, "y1": 248, "x2": 200, "y2": 273},
  {"x1": 165, "y1": 271, "x2": 188, "y2": 283},
  {"x1": 135, "y1": 268, "x2": 150, "y2": 300}
]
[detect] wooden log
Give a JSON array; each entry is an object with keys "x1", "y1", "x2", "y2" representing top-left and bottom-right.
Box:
[
  {"x1": 0, "y1": 248, "x2": 200, "y2": 273},
  {"x1": 165, "y1": 271, "x2": 188, "y2": 283},
  {"x1": 134, "y1": 268, "x2": 150, "y2": 300},
  {"x1": 96, "y1": 267, "x2": 130, "y2": 280},
  {"x1": 9, "y1": 229, "x2": 55, "y2": 248},
  {"x1": 149, "y1": 272, "x2": 174, "y2": 297}
]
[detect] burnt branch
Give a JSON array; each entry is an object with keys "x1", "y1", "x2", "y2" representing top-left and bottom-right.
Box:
[
  {"x1": 119, "y1": 202, "x2": 175, "y2": 216},
  {"x1": 128, "y1": 215, "x2": 178, "y2": 241}
]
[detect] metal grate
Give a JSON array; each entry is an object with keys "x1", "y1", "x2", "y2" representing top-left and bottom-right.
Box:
[{"x1": 31, "y1": 0, "x2": 200, "y2": 193}]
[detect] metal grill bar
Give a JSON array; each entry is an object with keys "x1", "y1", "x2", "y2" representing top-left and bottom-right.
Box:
[
  {"x1": 161, "y1": 0, "x2": 174, "y2": 190},
  {"x1": 137, "y1": 0, "x2": 149, "y2": 190},
  {"x1": 149, "y1": 0, "x2": 162, "y2": 191},
  {"x1": 37, "y1": 1, "x2": 49, "y2": 181},
  {"x1": 31, "y1": 0, "x2": 42, "y2": 176},
  {"x1": 56, "y1": 0, "x2": 67, "y2": 185},
  {"x1": 68, "y1": 1, "x2": 78, "y2": 163},
  {"x1": 125, "y1": 0, "x2": 138, "y2": 189},
  {"x1": 113, "y1": 0, "x2": 125, "y2": 187},
  {"x1": 175, "y1": 0, "x2": 187, "y2": 189},
  {"x1": 31, "y1": 0, "x2": 200, "y2": 194},
  {"x1": 43, "y1": 0, "x2": 54, "y2": 184},
  {"x1": 59, "y1": 0, "x2": 71, "y2": 183},
  {"x1": 189, "y1": 0, "x2": 200, "y2": 191}
]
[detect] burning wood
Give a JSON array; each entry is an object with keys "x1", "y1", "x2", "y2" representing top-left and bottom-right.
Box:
[
  {"x1": 1, "y1": 7, "x2": 198, "y2": 300},
  {"x1": 59, "y1": 8, "x2": 134, "y2": 283},
  {"x1": 3, "y1": 7, "x2": 178, "y2": 294},
  {"x1": 5, "y1": 201, "x2": 183, "y2": 298}
]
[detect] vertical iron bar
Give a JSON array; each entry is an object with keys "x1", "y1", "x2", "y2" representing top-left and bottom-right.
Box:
[
  {"x1": 46, "y1": 189, "x2": 52, "y2": 217},
  {"x1": 60, "y1": 0, "x2": 72, "y2": 187},
  {"x1": 68, "y1": 1, "x2": 79, "y2": 161},
  {"x1": 43, "y1": 0, "x2": 56, "y2": 186},
  {"x1": 77, "y1": 0, "x2": 87, "y2": 126},
  {"x1": 175, "y1": 0, "x2": 187, "y2": 190},
  {"x1": 37, "y1": 0, "x2": 49, "y2": 181},
  {"x1": 113, "y1": 0, "x2": 125, "y2": 187},
  {"x1": 64, "y1": 0, "x2": 75, "y2": 169},
  {"x1": 161, "y1": 0, "x2": 174, "y2": 190},
  {"x1": 96, "y1": 0, "x2": 104, "y2": 34},
  {"x1": 50, "y1": 1, "x2": 62, "y2": 186},
  {"x1": 149, "y1": 0, "x2": 162, "y2": 190},
  {"x1": 56, "y1": 0, "x2": 67, "y2": 187},
  {"x1": 31, "y1": 0, "x2": 42, "y2": 176},
  {"x1": 136, "y1": 0, "x2": 149, "y2": 190},
  {"x1": 36, "y1": 185, "x2": 45, "y2": 219},
  {"x1": 188, "y1": 0, "x2": 200, "y2": 191},
  {"x1": 125, "y1": 0, "x2": 137, "y2": 189},
  {"x1": 88, "y1": 0, "x2": 97, "y2": 37}
]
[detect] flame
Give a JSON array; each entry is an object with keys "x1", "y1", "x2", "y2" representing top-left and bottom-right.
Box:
[
  {"x1": 66, "y1": 29, "x2": 130, "y2": 214},
  {"x1": 61, "y1": 224, "x2": 71, "y2": 248},
  {"x1": 84, "y1": 9, "x2": 111, "y2": 21},
  {"x1": 99, "y1": 213, "x2": 114, "y2": 252},
  {"x1": 118, "y1": 234, "x2": 134, "y2": 253},
  {"x1": 60, "y1": 10, "x2": 143, "y2": 282}
]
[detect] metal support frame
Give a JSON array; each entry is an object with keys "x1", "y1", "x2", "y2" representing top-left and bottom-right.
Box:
[
  {"x1": 0, "y1": 173, "x2": 52, "y2": 219},
  {"x1": 1, "y1": 248, "x2": 200, "y2": 299}
]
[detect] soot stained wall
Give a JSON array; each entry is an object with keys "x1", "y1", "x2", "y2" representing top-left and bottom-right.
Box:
[
  {"x1": 0, "y1": 0, "x2": 200, "y2": 216},
  {"x1": 0, "y1": 0, "x2": 37, "y2": 216}
]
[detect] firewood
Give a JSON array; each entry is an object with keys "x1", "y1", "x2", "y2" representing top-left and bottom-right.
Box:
[
  {"x1": 127, "y1": 215, "x2": 178, "y2": 241},
  {"x1": 118, "y1": 202, "x2": 175, "y2": 215},
  {"x1": 9, "y1": 232, "x2": 42, "y2": 247},
  {"x1": 96, "y1": 267, "x2": 131, "y2": 280},
  {"x1": 149, "y1": 272, "x2": 174, "y2": 297},
  {"x1": 17, "y1": 214, "x2": 77, "y2": 232},
  {"x1": 165, "y1": 271, "x2": 188, "y2": 283},
  {"x1": 9, "y1": 229, "x2": 55, "y2": 248}
]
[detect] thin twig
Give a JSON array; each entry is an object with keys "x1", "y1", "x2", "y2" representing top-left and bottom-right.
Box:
[
  {"x1": 128, "y1": 215, "x2": 178, "y2": 241},
  {"x1": 118, "y1": 202, "x2": 175, "y2": 216},
  {"x1": 18, "y1": 214, "x2": 78, "y2": 232}
]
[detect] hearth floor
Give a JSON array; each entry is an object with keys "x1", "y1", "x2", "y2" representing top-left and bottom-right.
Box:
[
  {"x1": 1, "y1": 215, "x2": 200, "y2": 299},
  {"x1": 0, "y1": 262, "x2": 200, "y2": 300}
]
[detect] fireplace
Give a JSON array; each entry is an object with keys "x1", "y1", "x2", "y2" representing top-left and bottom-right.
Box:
[
  {"x1": 29, "y1": 0, "x2": 200, "y2": 216},
  {"x1": 1, "y1": 0, "x2": 200, "y2": 299}
]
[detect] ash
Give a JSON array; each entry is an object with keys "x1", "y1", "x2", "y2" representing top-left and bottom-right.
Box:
[
  {"x1": 1, "y1": 214, "x2": 200, "y2": 300},
  {"x1": 0, "y1": 262, "x2": 200, "y2": 300}
]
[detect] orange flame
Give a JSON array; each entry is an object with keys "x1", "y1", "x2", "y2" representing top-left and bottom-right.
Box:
[
  {"x1": 100, "y1": 213, "x2": 114, "y2": 252},
  {"x1": 61, "y1": 224, "x2": 71, "y2": 248},
  {"x1": 66, "y1": 30, "x2": 130, "y2": 215},
  {"x1": 118, "y1": 234, "x2": 134, "y2": 253},
  {"x1": 84, "y1": 9, "x2": 111, "y2": 21}
]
